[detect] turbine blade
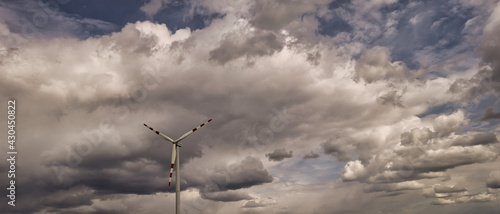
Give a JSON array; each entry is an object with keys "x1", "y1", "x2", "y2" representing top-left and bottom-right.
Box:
[
  {"x1": 175, "y1": 119, "x2": 212, "y2": 142},
  {"x1": 143, "y1": 124, "x2": 175, "y2": 143},
  {"x1": 169, "y1": 144, "x2": 176, "y2": 187}
]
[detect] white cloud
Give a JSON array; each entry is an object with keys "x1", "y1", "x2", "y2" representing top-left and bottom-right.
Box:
[{"x1": 140, "y1": 0, "x2": 170, "y2": 18}]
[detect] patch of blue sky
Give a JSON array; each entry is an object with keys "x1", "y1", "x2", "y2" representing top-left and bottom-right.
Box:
[
  {"x1": 416, "y1": 93, "x2": 500, "y2": 132},
  {"x1": 52, "y1": 0, "x2": 222, "y2": 37},
  {"x1": 1, "y1": 0, "x2": 119, "y2": 39},
  {"x1": 268, "y1": 154, "x2": 344, "y2": 185},
  {"x1": 316, "y1": 0, "x2": 352, "y2": 37},
  {"x1": 153, "y1": 3, "x2": 224, "y2": 32},
  {"x1": 383, "y1": 0, "x2": 475, "y2": 70},
  {"x1": 466, "y1": 94, "x2": 500, "y2": 129},
  {"x1": 416, "y1": 102, "x2": 459, "y2": 119},
  {"x1": 56, "y1": 0, "x2": 145, "y2": 28}
]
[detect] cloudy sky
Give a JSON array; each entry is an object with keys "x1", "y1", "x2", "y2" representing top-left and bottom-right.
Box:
[{"x1": 1, "y1": 0, "x2": 500, "y2": 213}]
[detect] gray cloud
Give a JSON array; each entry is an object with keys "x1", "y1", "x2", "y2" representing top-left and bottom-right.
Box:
[
  {"x1": 354, "y1": 46, "x2": 416, "y2": 83},
  {"x1": 481, "y1": 108, "x2": 500, "y2": 121},
  {"x1": 434, "y1": 185, "x2": 467, "y2": 193},
  {"x1": 223, "y1": 156, "x2": 273, "y2": 190},
  {"x1": 200, "y1": 190, "x2": 253, "y2": 202},
  {"x1": 343, "y1": 110, "x2": 500, "y2": 186},
  {"x1": 486, "y1": 171, "x2": 500, "y2": 189},
  {"x1": 364, "y1": 181, "x2": 425, "y2": 193},
  {"x1": 479, "y1": 3, "x2": 500, "y2": 91},
  {"x1": 303, "y1": 151, "x2": 320, "y2": 159},
  {"x1": 400, "y1": 127, "x2": 433, "y2": 145},
  {"x1": 452, "y1": 132, "x2": 498, "y2": 146},
  {"x1": 433, "y1": 110, "x2": 468, "y2": 138},
  {"x1": 242, "y1": 200, "x2": 266, "y2": 208},
  {"x1": 450, "y1": 1, "x2": 500, "y2": 101},
  {"x1": 209, "y1": 29, "x2": 284, "y2": 64},
  {"x1": 241, "y1": 198, "x2": 276, "y2": 208},
  {"x1": 266, "y1": 148, "x2": 293, "y2": 161},
  {"x1": 40, "y1": 185, "x2": 94, "y2": 209},
  {"x1": 321, "y1": 139, "x2": 352, "y2": 162},
  {"x1": 377, "y1": 90, "x2": 405, "y2": 108}
]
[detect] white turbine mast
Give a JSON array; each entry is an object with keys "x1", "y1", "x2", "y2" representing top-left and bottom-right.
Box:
[{"x1": 143, "y1": 119, "x2": 212, "y2": 214}]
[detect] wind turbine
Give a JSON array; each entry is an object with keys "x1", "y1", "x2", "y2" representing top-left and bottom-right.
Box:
[{"x1": 143, "y1": 119, "x2": 212, "y2": 214}]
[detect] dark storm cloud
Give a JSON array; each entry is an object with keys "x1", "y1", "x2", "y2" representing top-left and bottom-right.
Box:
[
  {"x1": 200, "y1": 190, "x2": 253, "y2": 202},
  {"x1": 47, "y1": 141, "x2": 272, "y2": 196},
  {"x1": 434, "y1": 185, "x2": 467, "y2": 193},
  {"x1": 209, "y1": 29, "x2": 284, "y2": 64},
  {"x1": 480, "y1": 108, "x2": 500, "y2": 121},
  {"x1": 486, "y1": 172, "x2": 500, "y2": 189},
  {"x1": 183, "y1": 156, "x2": 273, "y2": 197},
  {"x1": 2, "y1": 0, "x2": 500, "y2": 213},
  {"x1": 265, "y1": 148, "x2": 293, "y2": 161},
  {"x1": 321, "y1": 140, "x2": 351, "y2": 162},
  {"x1": 452, "y1": 132, "x2": 498, "y2": 146},
  {"x1": 303, "y1": 151, "x2": 320, "y2": 159},
  {"x1": 40, "y1": 185, "x2": 94, "y2": 209},
  {"x1": 223, "y1": 156, "x2": 274, "y2": 190}
]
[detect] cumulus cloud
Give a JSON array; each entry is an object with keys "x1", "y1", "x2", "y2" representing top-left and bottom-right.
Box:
[
  {"x1": 354, "y1": 46, "x2": 417, "y2": 83},
  {"x1": 433, "y1": 110, "x2": 468, "y2": 137},
  {"x1": 342, "y1": 160, "x2": 367, "y2": 181},
  {"x1": 342, "y1": 110, "x2": 500, "y2": 187},
  {"x1": 400, "y1": 127, "x2": 433, "y2": 145},
  {"x1": 221, "y1": 156, "x2": 274, "y2": 190},
  {"x1": 266, "y1": 148, "x2": 293, "y2": 161},
  {"x1": 1, "y1": 0, "x2": 500, "y2": 213}
]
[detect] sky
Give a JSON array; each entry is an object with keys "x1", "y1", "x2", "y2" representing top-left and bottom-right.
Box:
[{"x1": 1, "y1": 0, "x2": 500, "y2": 213}]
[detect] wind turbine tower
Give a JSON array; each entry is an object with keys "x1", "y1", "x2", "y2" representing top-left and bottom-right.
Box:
[{"x1": 144, "y1": 119, "x2": 212, "y2": 214}]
